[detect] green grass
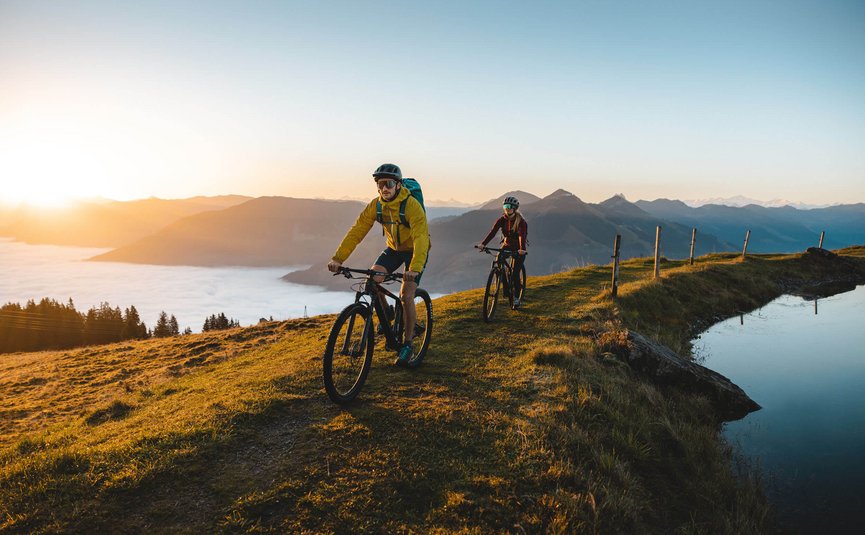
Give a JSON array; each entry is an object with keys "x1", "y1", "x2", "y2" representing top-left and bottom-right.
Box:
[{"x1": 2, "y1": 247, "x2": 864, "y2": 533}]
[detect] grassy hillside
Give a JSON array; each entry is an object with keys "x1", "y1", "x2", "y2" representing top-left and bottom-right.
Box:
[{"x1": 3, "y1": 247, "x2": 864, "y2": 533}]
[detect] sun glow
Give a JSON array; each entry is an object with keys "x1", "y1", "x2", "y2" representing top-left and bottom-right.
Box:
[
  {"x1": 1, "y1": 83, "x2": 246, "y2": 206},
  {"x1": 3, "y1": 141, "x2": 100, "y2": 207},
  {"x1": 1, "y1": 113, "x2": 147, "y2": 207}
]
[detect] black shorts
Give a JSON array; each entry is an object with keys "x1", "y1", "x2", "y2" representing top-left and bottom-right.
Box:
[{"x1": 374, "y1": 248, "x2": 425, "y2": 284}]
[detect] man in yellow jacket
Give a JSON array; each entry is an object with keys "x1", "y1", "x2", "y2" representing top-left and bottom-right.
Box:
[{"x1": 327, "y1": 163, "x2": 430, "y2": 366}]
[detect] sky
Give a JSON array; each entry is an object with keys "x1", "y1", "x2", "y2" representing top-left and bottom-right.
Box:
[{"x1": 2, "y1": 0, "x2": 864, "y2": 207}]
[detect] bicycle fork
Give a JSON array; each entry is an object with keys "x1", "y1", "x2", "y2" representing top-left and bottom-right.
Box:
[{"x1": 341, "y1": 304, "x2": 374, "y2": 357}]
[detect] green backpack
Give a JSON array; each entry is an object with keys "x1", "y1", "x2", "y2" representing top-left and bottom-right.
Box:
[
  {"x1": 375, "y1": 178, "x2": 426, "y2": 244},
  {"x1": 375, "y1": 178, "x2": 425, "y2": 228}
]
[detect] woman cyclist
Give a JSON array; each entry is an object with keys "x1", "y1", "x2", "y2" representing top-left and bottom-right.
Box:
[{"x1": 476, "y1": 196, "x2": 528, "y2": 307}]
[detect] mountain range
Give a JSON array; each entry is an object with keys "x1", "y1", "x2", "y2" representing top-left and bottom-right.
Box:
[
  {"x1": 0, "y1": 196, "x2": 250, "y2": 247},
  {"x1": 682, "y1": 195, "x2": 833, "y2": 210},
  {"x1": 635, "y1": 199, "x2": 865, "y2": 252},
  {"x1": 2, "y1": 192, "x2": 862, "y2": 293}
]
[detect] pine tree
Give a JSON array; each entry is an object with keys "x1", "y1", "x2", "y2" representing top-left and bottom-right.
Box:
[
  {"x1": 122, "y1": 305, "x2": 145, "y2": 340},
  {"x1": 153, "y1": 311, "x2": 171, "y2": 338},
  {"x1": 59, "y1": 298, "x2": 85, "y2": 348},
  {"x1": 169, "y1": 315, "x2": 179, "y2": 336},
  {"x1": 84, "y1": 308, "x2": 99, "y2": 345}
]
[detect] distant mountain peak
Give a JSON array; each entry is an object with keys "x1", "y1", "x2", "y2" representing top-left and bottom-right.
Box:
[
  {"x1": 478, "y1": 191, "x2": 542, "y2": 210},
  {"x1": 600, "y1": 194, "x2": 631, "y2": 205},
  {"x1": 545, "y1": 189, "x2": 574, "y2": 199},
  {"x1": 599, "y1": 194, "x2": 650, "y2": 216},
  {"x1": 531, "y1": 189, "x2": 592, "y2": 214}
]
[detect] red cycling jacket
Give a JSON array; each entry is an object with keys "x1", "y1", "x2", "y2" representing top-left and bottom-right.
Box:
[{"x1": 481, "y1": 213, "x2": 527, "y2": 251}]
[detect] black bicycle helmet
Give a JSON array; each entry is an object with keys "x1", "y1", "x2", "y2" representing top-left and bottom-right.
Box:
[
  {"x1": 372, "y1": 163, "x2": 402, "y2": 181},
  {"x1": 503, "y1": 196, "x2": 519, "y2": 208}
]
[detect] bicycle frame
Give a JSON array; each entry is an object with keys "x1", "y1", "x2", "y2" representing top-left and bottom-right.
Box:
[
  {"x1": 339, "y1": 267, "x2": 404, "y2": 350},
  {"x1": 480, "y1": 247, "x2": 519, "y2": 293},
  {"x1": 477, "y1": 245, "x2": 527, "y2": 321}
]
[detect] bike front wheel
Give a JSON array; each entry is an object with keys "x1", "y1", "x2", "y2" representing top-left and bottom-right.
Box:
[
  {"x1": 503, "y1": 267, "x2": 515, "y2": 309},
  {"x1": 482, "y1": 268, "x2": 501, "y2": 322},
  {"x1": 404, "y1": 289, "x2": 433, "y2": 367},
  {"x1": 515, "y1": 263, "x2": 526, "y2": 303},
  {"x1": 323, "y1": 303, "x2": 374, "y2": 404}
]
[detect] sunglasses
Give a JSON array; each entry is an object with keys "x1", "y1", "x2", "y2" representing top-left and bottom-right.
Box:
[
  {"x1": 503, "y1": 204, "x2": 516, "y2": 210},
  {"x1": 376, "y1": 179, "x2": 398, "y2": 190}
]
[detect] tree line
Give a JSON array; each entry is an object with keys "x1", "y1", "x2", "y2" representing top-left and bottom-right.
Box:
[
  {"x1": 203, "y1": 313, "x2": 240, "y2": 331},
  {"x1": 0, "y1": 298, "x2": 240, "y2": 354}
]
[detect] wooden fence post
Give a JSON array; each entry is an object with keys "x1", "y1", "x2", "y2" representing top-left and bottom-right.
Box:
[
  {"x1": 611, "y1": 234, "x2": 621, "y2": 297},
  {"x1": 819, "y1": 231, "x2": 825, "y2": 249},
  {"x1": 653, "y1": 226, "x2": 661, "y2": 279},
  {"x1": 742, "y1": 229, "x2": 751, "y2": 259},
  {"x1": 689, "y1": 228, "x2": 697, "y2": 265}
]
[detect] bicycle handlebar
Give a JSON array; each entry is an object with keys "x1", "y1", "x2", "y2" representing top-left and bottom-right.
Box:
[
  {"x1": 474, "y1": 245, "x2": 526, "y2": 256},
  {"x1": 333, "y1": 266, "x2": 403, "y2": 280}
]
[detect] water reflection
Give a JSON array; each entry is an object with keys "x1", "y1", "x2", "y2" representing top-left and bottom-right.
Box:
[{"x1": 694, "y1": 284, "x2": 865, "y2": 534}]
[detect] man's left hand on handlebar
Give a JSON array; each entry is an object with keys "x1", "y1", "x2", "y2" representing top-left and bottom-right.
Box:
[
  {"x1": 327, "y1": 260, "x2": 342, "y2": 273},
  {"x1": 404, "y1": 270, "x2": 419, "y2": 282}
]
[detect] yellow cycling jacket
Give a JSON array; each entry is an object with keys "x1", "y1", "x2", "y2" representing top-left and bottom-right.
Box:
[{"x1": 332, "y1": 186, "x2": 430, "y2": 273}]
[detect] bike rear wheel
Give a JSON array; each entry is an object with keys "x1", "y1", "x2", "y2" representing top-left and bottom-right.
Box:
[
  {"x1": 323, "y1": 303, "x2": 374, "y2": 404},
  {"x1": 482, "y1": 268, "x2": 501, "y2": 322}
]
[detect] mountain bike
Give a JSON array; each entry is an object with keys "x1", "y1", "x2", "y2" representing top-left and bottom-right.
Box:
[
  {"x1": 323, "y1": 267, "x2": 433, "y2": 404},
  {"x1": 476, "y1": 246, "x2": 527, "y2": 322}
]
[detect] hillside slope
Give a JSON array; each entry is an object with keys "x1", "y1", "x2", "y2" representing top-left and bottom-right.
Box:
[{"x1": 3, "y1": 247, "x2": 865, "y2": 533}]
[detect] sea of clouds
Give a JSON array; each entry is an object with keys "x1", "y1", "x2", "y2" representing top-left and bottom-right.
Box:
[{"x1": 0, "y1": 238, "x2": 357, "y2": 333}]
